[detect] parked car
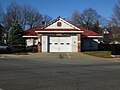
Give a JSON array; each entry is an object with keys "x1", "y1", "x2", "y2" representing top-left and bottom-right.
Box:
[
  {"x1": 25, "y1": 45, "x2": 38, "y2": 52},
  {"x1": 0, "y1": 43, "x2": 10, "y2": 53},
  {"x1": 0, "y1": 43, "x2": 8, "y2": 49}
]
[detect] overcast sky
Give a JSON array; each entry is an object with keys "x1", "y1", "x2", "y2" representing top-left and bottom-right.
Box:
[{"x1": 0, "y1": 0, "x2": 118, "y2": 19}]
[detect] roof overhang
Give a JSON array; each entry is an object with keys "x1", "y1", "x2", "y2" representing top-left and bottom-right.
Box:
[
  {"x1": 35, "y1": 30, "x2": 84, "y2": 33},
  {"x1": 82, "y1": 36, "x2": 103, "y2": 38}
]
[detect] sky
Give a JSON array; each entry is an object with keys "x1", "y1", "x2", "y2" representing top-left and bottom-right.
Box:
[{"x1": 0, "y1": 0, "x2": 118, "y2": 19}]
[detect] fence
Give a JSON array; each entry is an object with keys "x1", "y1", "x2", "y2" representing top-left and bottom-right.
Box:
[
  {"x1": 99, "y1": 44, "x2": 120, "y2": 55},
  {"x1": 98, "y1": 44, "x2": 111, "y2": 51},
  {"x1": 111, "y1": 44, "x2": 120, "y2": 55}
]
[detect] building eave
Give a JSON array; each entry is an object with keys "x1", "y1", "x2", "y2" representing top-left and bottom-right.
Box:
[
  {"x1": 35, "y1": 31, "x2": 84, "y2": 33},
  {"x1": 82, "y1": 36, "x2": 103, "y2": 38},
  {"x1": 23, "y1": 36, "x2": 38, "y2": 38}
]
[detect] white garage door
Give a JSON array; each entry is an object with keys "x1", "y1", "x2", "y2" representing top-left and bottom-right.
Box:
[{"x1": 49, "y1": 37, "x2": 71, "y2": 52}]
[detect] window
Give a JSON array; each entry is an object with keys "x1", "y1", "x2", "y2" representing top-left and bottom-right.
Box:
[
  {"x1": 66, "y1": 43, "x2": 70, "y2": 45},
  {"x1": 54, "y1": 43, "x2": 58, "y2": 45},
  {"x1": 61, "y1": 43, "x2": 64, "y2": 45},
  {"x1": 57, "y1": 22, "x2": 62, "y2": 27}
]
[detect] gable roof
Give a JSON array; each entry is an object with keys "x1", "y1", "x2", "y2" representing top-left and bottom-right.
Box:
[
  {"x1": 35, "y1": 16, "x2": 84, "y2": 33},
  {"x1": 23, "y1": 26, "x2": 42, "y2": 37},
  {"x1": 24, "y1": 26, "x2": 102, "y2": 37},
  {"x1": 23, "y1": 16, "x2": 102, "y2": 38},
  {"x1": 42, "y1": 16, "x2": 81, "y2": 30}
]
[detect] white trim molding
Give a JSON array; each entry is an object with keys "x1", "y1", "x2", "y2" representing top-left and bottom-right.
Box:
[
  {"x1": 59, "y1": 18, "x2": 81, "y2": 30},
  {"x1": 82, "y1": 36, "x2": 103, "y2": 38},
  {"x1": 23, "y1": 36, "x2": 38, "y2": 38},
  {"x1": 35, "y1": 31, "x2": 84, "y2": 33}
]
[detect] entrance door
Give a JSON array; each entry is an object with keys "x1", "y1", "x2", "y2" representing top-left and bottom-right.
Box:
[{"x1": 49, "y1": 37, "x2": 71, "y2": 52}]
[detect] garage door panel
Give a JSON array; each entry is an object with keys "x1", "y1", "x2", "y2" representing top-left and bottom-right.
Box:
[
  {"x1": 49, "y1": 37, "x2": 59, "y2": 52},
  {"x1": 59, "y1": 37, "x2": 71, "y2": 52},
  {"x1": 49, "y1": 37, "x2": 71, "y2": 52}
]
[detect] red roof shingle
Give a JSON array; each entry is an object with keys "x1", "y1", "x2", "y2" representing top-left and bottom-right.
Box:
[
  {"x1": 77, "y1": 26, "x2": 102, "y2": 37},
  {"x1": 24, "y1": 26, "x2": 43, "y2": 36},
  {"x1": 24, "y1": 26, "x2": 102, "y2": 37}
]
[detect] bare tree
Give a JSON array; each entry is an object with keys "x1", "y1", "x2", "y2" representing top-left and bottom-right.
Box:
[
  {"x1": 1, "y1": 2, "x2": 22, "y2": 43},
  {"x1": 43, "y1": 14, "x2": 52, "y2": 25},
  {"x1": 3, "y1": 2, "x2": 44, "y2": 30},
  {"x1": 2, "y1": 2, "x2": 22, "y2": 30},
  {"x1": 0, "y1": 4, "x2": 5, "y2": 42},
  {"x1": 107, "y1": 26, "x2": 120, "y2": 44},
  {"x1": 22, "y1": 5, "x2": 43, "y2": 29},
  {"x1": 112, "y1": 0, "x2": 120, "y2": 26},
  {"x1": 2, "y1": 1, "x2": 52, "y2": 43},
  {"x1": 107, "y1": 0, "x2": 120, "y2": 44},
  {"x1": 70, "y1": 8, "x2": 102, "y2": 30},
  {"x1": 3, "y1": 1, "x2": 52, "y2": 30},
  {"x1": 22, "y1": 6, "x2": 52, "y2": 29},
  {"x1": 0, "y1": 4, "x2": 4, "y2": 24},
  {"x1": 70, "y1": 10, "x2": 85, "y2": 27},
  {"x1": 0, "y1": 4, "x2": 5, "y2": 43}
]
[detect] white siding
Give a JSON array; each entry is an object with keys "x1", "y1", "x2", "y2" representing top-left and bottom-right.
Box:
[
  {"x1": 93, "y1": 39, "x2": 100, "y2": 43},
  {"x1": 35, "y1": 39, "x2": 38, "y2": 45},
  {"x1": 26, "y1": 38, "x2": 38, "y2": 46},
  {"x1": 46, "y1": 20, "x2": 74, "y2": 29},
  {"x1": 71, "y1": 36, "x2": 78, "y2": 52},
  {"x1": 26, "y1": 39, "x2": 34, "y2": 46},
  {"x1": 42, "y1": 36, "x2": 48, "y2": 52}
]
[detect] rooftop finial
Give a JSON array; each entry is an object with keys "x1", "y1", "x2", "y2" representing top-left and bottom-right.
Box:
[{"x1": 58, "y1": 16, "x2": 60, "y2": 18}]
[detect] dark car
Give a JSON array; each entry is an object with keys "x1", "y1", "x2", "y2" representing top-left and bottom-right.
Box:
[
  {"x1": 0, "y1": 43, "x2": 10, "y2": 53},
  {"x1": 25, "y1": 45, "x2": 38, "y2": 52},
  {"x1": 0, "y1": 43, "x2": 8, "y2": 49}
]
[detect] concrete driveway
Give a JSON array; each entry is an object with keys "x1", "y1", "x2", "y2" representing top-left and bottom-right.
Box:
[{"x1": 0, "y1": 53, "x2": 120, "y2": 90}]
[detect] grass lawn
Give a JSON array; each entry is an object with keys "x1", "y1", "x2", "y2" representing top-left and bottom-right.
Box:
[{"x1": 83, "y1": 51, "x2": 112, "y2": 58}]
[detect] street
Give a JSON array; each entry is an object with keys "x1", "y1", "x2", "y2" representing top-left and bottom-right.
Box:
[{"x1": 0, "y1": 53, "x2": 120, "y2": 90}]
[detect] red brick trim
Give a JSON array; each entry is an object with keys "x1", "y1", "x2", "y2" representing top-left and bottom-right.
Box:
[
  {"x1": 78, "y1": 34, "x2": 81, "y2": 52},
  {"x1": 38, "y1": 34, "x2": 42, "y2": 53}
]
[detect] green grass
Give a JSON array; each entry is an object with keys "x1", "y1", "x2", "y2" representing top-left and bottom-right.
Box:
[{"x1": 83, "y1": 51, "x2": 112, "y2": 58}]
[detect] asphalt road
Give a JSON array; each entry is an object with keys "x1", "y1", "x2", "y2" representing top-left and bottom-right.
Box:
[{"x1": 0, "y1": 53, "x2": 120, "y2": 90}]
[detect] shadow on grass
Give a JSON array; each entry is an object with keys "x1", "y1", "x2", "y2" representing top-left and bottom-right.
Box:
[{"x1": 82, "y1": 51, "x2": 112, "y2": 58}]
